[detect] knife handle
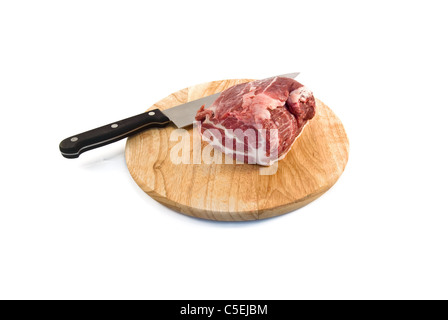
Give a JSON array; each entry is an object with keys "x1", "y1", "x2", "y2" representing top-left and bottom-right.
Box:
[{"x1": 59, "y1": 109, "x2": 171, "y2": 158}]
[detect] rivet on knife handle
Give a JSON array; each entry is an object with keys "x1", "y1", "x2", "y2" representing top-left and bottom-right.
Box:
[{"x1": 59, "y1": 109, "x2": 171, "y2": 158}]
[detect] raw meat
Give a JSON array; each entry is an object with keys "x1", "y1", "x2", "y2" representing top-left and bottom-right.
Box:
[{"x1": 195, "y1": 77, "x2": 316, "y2": 165}]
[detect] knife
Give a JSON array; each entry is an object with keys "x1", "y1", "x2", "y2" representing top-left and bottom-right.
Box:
[{"x1": 59, "y1": 72, "x2": 300, "y2": 158}]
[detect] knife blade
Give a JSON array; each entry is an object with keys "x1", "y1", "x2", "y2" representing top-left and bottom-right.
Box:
[{"x1": 59, "y1": 72, "x2": 299, "y2": 158}]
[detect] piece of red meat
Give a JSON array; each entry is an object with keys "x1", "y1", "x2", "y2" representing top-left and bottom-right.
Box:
[{"x1": 195, "y1": 77, "x2": 316, "y2": 165}]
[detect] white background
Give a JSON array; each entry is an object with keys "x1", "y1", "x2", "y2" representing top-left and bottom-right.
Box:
[{"x1": 0, "y1": 0, "x2": 447, "y2": 300}]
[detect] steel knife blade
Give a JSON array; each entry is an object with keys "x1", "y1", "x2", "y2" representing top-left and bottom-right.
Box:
[
  {"x1": 59, "y1": 72, "x2": 300, "y2": 158},
  {"x1": 162, "y1": 72, "x2": 299, "y2": 128}
]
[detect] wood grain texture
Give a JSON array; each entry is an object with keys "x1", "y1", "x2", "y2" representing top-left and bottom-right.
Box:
[{"x1": 125, "y1": 79, "x2": 349, "y2": 221}]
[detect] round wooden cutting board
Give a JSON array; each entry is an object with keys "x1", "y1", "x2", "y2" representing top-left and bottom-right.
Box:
[{"x1": 125, "y1": 79, "x2": 349, "y2": 221}]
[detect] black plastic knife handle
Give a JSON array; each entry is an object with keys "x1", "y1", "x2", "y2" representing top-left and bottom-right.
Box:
[{"x1": 59, "y1": 109, "x2": 171, "y2": 158}]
